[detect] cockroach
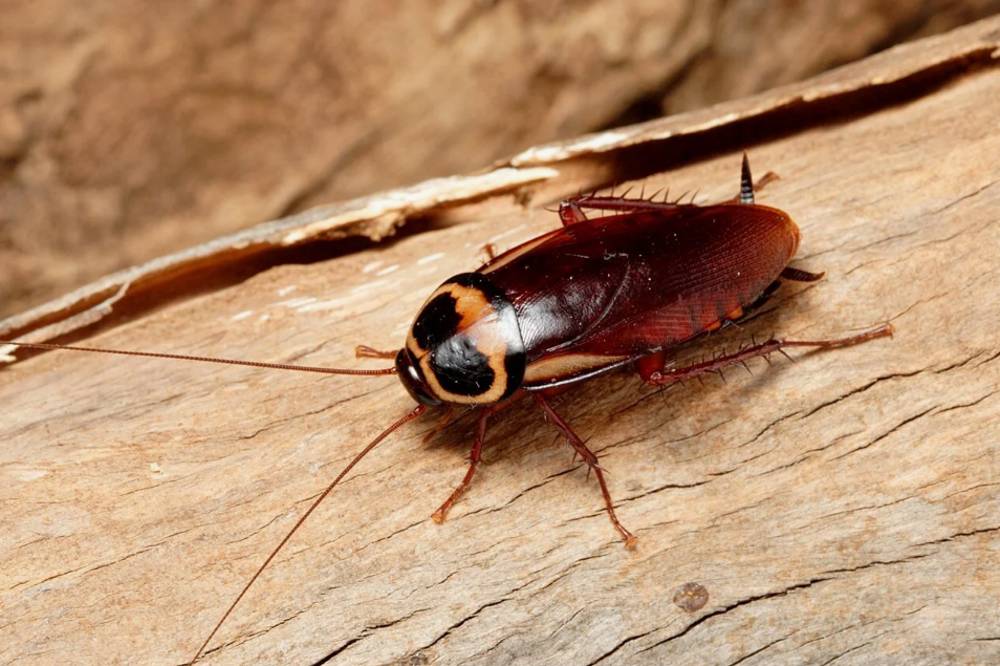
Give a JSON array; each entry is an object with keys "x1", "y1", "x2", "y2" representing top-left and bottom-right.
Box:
[{"x1": 2, "y1": 155, "x2": 893, "y2": 662}]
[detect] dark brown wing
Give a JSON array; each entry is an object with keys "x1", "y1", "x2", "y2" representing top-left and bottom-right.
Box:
[{"x1": 481, "y1": 204, "x2": 800, "y2": 387}]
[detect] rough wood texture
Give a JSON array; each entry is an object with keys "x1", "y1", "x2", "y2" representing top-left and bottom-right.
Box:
[
  {"x1": 2, "y1": 18, "x2": 1000, "y2": 666},
  {"x1": 3, "y1": 1, "x2": 1000, "y2": 318}
]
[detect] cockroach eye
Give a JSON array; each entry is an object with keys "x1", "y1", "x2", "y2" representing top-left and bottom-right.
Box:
[{"x1": 395, "y1": 349, "x2": 443, "y2": 407}]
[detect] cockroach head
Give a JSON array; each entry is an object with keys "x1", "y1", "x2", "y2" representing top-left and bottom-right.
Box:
[
  {"x1": 400, "y1": 273, "x2": 526, "y2": 406},
  {"x1": 395, "y1": 349, "x2": 444, "y2": 407}
]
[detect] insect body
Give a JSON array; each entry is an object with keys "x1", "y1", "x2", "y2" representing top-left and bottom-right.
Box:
[
  {"x1": 400, "y1": 174, "x2": 799, "y2": 405},
  {"x1": 2, "y1": 155, "x2": 892, "y2": 661}
]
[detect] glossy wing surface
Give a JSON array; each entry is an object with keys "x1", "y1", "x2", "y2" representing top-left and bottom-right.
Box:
[{"x1": 483, "y1": 204, "x2": 799, "y2": 382}]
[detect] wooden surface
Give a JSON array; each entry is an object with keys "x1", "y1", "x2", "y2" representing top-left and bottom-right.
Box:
[
  {"x1": 2, "y1": 19, "x2": 1000, "y2": 666},
  {"x1": 4, "y1": 0, "x2": 1000, "y2": 318}
]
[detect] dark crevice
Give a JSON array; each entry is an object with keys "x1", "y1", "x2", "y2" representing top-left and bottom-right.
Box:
[
  {"x1": 603, "y1": 92, "x2": 671, "y2": 134},
  {"x1": 818, "y1": 641, "x2": 873, "y2": 666},
  {"x1": 725, "y1": 635, "x2": 790, "y2": 666},
  {"x1": 593, "y1": 576, "x2": 834, "y2": 663},
  {"x1": 0, "y1": 216, "x2": 434, "y2": 364},
  {"x1": 641, "y1": 577, "x2": 834, "y2": 653},
  {"x1": 310, "y1": 607, "x2": 431, "y2": 665},
  {"x1": 936, "y1": 390, "x2": 996, "y2": 414},
  {"x1": 831, "y1": 405, "x2": 938, "y2": 460},
  {"x1": 416, "y1": 596, "x2": 514, "y2": 654},
  {"x1": 913, "y1": 525, "x2": 1000, "y2": 548},
  {"x1": 800, "y1": 367, "x2": 930, "y2": 420},
  {"x1": 819, "y1": 550, "x2": 936, "y2": 576},
  {"x1": 553, "y1": 47, "x2": 1000, "y2": 202}
]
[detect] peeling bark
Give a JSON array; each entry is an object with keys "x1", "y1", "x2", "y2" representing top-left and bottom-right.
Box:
[{"x1": 1, "y1": 17, "x2": 999, "y2": 666}]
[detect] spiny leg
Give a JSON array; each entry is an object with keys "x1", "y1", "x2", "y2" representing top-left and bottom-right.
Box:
[
  {"x1": 560, "y1": 156, "x2": 783, "y2": 219},
  {"x1": 533, "y1": 393, "x2": 637, "y2": 549},
  {"x1": 558, "y1": 200, "x2": 589, "y2": 226},
  {"x1": 645, "y1": 323, "x2": 893, "y2": 386},
  {"x1": 432, "y1": 409, "x2": 489, "y2": 523},
  {"x1": 561, "y1": 193, "x2": 679, "y2": 218}
]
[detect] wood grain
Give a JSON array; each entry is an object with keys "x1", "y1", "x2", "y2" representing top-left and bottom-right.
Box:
[{"x1": 2, "y1": 19, "x2": 999, "y2": 666}]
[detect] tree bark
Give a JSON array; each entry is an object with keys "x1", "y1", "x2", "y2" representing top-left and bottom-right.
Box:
[
  {"x1": 2, "y1": 18, "x2": 999, "y2": 666},
  {"x1": 3, "y1": 0, "x2": 1000, "y2": 318}
]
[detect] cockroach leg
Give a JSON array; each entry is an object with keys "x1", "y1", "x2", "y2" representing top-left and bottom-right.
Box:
[
  {"x1": 481, "y1": 243, "x2": 498, "y2": 262},
  {"x1": 756, "y1": 171, "x2": 780, "y2": 190},
  {"x1": 558, "y1": 200, "x2": 589, "y2": 226},
  {"x1": 431, "y1": 409, "x2": 489, "y2": 523},
  {"x1": 558, "y1": 156, "x2": 782, "y2": 221},
  {"x1": 563, "y1": 195, "x2": 680, "y2": 216},
  {"x1": 636, "y1": 350, "x2": 669, "y2": 383},
  {"x1": 533, "y1": 393, "x2": 638, "y2": 549},
  {"x1": 780, "y1": 266, "x2": 825, "y2": 282},
  {"x1": 646, "y1": 324, "x2": 894, "y2": 387},
  {"x1": 355, "y1": 345, "x2": 398, "y2": 360}
]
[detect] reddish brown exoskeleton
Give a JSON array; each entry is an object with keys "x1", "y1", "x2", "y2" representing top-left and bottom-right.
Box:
[{"x1": 2, "y1": 155, "x2": 892, "y2": 661}]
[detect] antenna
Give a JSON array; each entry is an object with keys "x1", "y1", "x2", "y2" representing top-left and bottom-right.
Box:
[
  {"x1": 189, "y1": 403, "x2": 427, "y2": 663},
  {"x1": 0, "y1": 340, "x2": 397, "y2": 376}
]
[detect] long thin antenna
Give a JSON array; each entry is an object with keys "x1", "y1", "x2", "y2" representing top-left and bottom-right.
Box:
[
  {"x1": 0, "y1": 340, "x2": 397, "y2": 376},
  {"x1": 189, "y1": 403, "x2": 427, "y2": 664}
]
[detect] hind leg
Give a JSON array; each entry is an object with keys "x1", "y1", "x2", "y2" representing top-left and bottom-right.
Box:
[
  {"x1": 645, "y1": 324, "x2": 893, "y2": 386},
  {"x1": 558, "y1": 200, "x2": 590, "y2": 226},
  {"x1": 560, "y1": 158, "x2": 782, "y2": 219},
  {"x1": 636, "y1": 350, "x2": 669, "y2": 382}
]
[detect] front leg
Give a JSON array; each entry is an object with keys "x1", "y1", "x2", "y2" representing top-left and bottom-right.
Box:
[
  {"x1": 431, "y1": 409, "x2": 489, "y2": 523},
  {"x1": 355, "y1": 345, "x2": 399, "y2": 359}
]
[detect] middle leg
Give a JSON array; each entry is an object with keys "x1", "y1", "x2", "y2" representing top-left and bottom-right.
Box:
[{"x1": 533, "y1": 393, "x2": 637, "y2": 548}]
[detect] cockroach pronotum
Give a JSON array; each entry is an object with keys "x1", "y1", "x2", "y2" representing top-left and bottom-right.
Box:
[{"x1": 2, "y1": 155, "x2": 893, "y2": 662}]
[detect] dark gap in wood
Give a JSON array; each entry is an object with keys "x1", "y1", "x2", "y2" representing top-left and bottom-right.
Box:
[
  {"x1": 567, "y1": 47, "x2": 998, "y2": 193},
  {"x1": 1, "y1": 218, "x2": 436, "y2": 363}
]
